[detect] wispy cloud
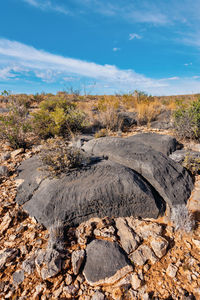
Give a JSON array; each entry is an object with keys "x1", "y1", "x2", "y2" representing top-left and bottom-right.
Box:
[
  {"x1": 129, "y1": 33, "x2": 142, "y2": 40},
  {"x1": 22, "y1": 0, "x2": 70, "y2": 15},
  {"x1": 113, "y1": 47, "x2": 120, "y2": 52},
  {"x1": 0, "y1": 38, "x2": 164, "y2": 90},
  {"x1": 184, "y1": 62, "x2": 192, "y2": 66}
]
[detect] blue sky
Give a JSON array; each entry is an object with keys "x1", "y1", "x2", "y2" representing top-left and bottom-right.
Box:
[{"x1": 0, "y1": 0, "x2": 200, "y2": 95}]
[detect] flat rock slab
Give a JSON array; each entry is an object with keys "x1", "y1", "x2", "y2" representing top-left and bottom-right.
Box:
[
  {"x1": 16, "y1": 156, "x2": 164, "y2": 227},
  {"x1": 83, "y1": 239, "x2": 133, "y2": 286},
  {"x1": 82, "y1": 136, "x2": 193, "y2": 207},
  {"x1": 126, "y1": 133, "x2": 178, "y2": 156}
]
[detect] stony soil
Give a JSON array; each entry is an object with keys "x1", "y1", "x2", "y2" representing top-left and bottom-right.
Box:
[{"x1": 0, "y1": 128, "x2": 200, "y2": 300}]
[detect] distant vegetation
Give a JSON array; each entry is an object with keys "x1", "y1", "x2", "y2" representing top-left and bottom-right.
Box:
[{"x1": 0, "y1": 90, "x2": 200, "y2": 150}]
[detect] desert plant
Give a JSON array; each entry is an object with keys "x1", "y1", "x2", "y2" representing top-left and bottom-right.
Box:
[
  {"x1": 39, "y1": 137, "x2": 90, "y2": 176},
  {"x1": 0, "y1": 97, "x2": 32, "y2": 149},
  {"x1": 170, "y1": 204, "x2": 195, "y2": 233},
  {"x1": 97, "y1": 96, "x2": 122, "y2": 131},
  {"x1": 48, "y1": 219, "x2": 66, "y2": 253},
  {"x1": 173, "y1": 98, "x2": 200, "y2": 140},
  {"x1": 95, "y1": 128, "x2": 108, "y2": 138},
  {"x1": 182, "y1": 154, "x2": 200, "y2": 175},
  {"x1": 31, "y1": 97, "x2": 86, "y2": 139}
]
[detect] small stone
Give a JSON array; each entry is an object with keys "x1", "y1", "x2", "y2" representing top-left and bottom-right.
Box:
[
  {"x1": 12, "y1": 270, "x2": 24, "y2": 285},
  {"x1": 32, "y1": 284, "x2": 46, "y2": 298},
  {"x1": 1, "y1": 152, "x2": 11, "y2": 161},
  {"x1": 128, "y1": 289, "x2": 138, "y2": 298},
  {"x1": 131, "y1": 273, "x2": 142, "y2": 290},
  {"x1": 72, "y1": 250, "x2": 85, "y2": 275},
  {"x1": 129, "y1": 245, "x2": 157, "y2": 266},
  {"x1": 63, "y1": 284, "x2": 79, "y2": 297},
  {"x1": 141, "y1": 293, "x2": 150, "y2": 300},
  {"x1": 76, "y1": 274, "x2": 85, "y2": 284},
  {"x1": 22, "y1": 255, "x2": 35, "y2": 275},
  {"x1": 143, "y1": 264, "x2": 150, "y2": 272},
  {"x1": 0, "y1": 248, "x2": 18, "y2": 270},
  {"x1": 127, "y1": 218, "x2": 163, "y2": 239},
  {"x1": 11, "y1": 148, "x2": 24, "y2": 158},
  {"x1": 150, "y1": 236, "x2": 169, "y2": 258},
  {"x1": 65, "y1": 273, "x2": 73, "y2": 285},
  {"x1": 0, "y1": 165, "x2": 9, "y2": 176},
  {"x1": 166, "y1": 264, "x2": 178, "y2": 278},
  {"x1": 35, "y1": 249, "x2": 62, "y2": 280},
  {"x1": 53, "y1": 282, "x2": 65, "y2": 298},
  {"x1": 91, "y1": 291, "x2": 105, "y2": 300},
  {"x1": 0, "y1": 212, "x2": 12, "y2": 234},
  {"x1": 192, "y1": 239, "x2": 200, "y2": 249},
  {"x1": 115, "y1": 217, "x2": 140, "y2": 254},
  {"x1": 9, "y1": 235, "x2": 17, "y2": 241},
  {"x1": 93, "y1": 226, "x2": 116, "y2": 239}
]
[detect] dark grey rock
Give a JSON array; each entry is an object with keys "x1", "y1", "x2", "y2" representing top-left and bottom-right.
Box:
[
  {"x1": 83, "y1": 239, "x2": 133, "y2": 285},
  {"x1": 13, "y1": 270, "x2": 24, "y2": 285},
  {"x1": 82, "y1": 136, "x2": 193, "y2": 208},
  {"x1": 16, "y1": 156, "x2": 164, "y2": 227},
  {"x1": 16, "y1": 157, "x2": 48, "y2": 205},
  {"x1": 0, "y1": 165, "x2": 9, "y2": 176},
  {"x1": 118, "y1": 111, "x2": 137, "y2": 131},
  {"x1": 169, "y1": 149, "x2": 200, "y2": 164},
  {"x1": 150, "y1": 110, "x2": 173, "y2": 130},
  {"x1": 126, "y1": 133, "x2": 178, "y2": 156}
]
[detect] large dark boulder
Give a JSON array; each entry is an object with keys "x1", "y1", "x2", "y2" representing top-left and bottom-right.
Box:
[
  {"x1": 82, "y1": 136, "x2": 193, "y2": 207},
  {"x1": 16, "y1": 156, "x2": 165, "y2": 228},
  {"x1": 126, "y1": 133, "x2": 179, "y2": 156}
]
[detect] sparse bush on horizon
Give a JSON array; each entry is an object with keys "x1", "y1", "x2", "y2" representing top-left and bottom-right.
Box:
[
  {"x1": 31, "y1": 97, "x2": 87, "y2": 139},
  {"x1": 173, "y1": 98, "x2": 200, "y2": 141},
  {"x1": 0, "y1": 96, "x2": 32, "y2": 149}
]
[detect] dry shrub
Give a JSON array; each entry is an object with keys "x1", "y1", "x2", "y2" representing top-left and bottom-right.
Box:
[
  {"x1": 182, "y1": 154, "x2": 200, "y2": 175},
  {"x1": 39, "y1": 137, "x2": 90, "y2": 176},
  {"x1": 0, "y1": 96, "x2": 32, "y2": 149},
  {"x1": 171, "y1": 205, "x2": 195, "y2": 233},
  {"x1": 48, "y1": 219, "x2": 66, "y2": 252},
  {"x1": 97, "y1": 95, "x2": 122, "y2": 131},
  {"x1": 135, "y1": 99, "x2": 162, "y2": 126}
]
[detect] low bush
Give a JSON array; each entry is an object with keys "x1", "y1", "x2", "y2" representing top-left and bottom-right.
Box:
[
  {"x1": 171, "y1": 204, "x2": 195, "y2": 233},
  {"x1": 173, "y1": 98, "x2": 200, "y2": 140},
  {"x1": 39, "y1": 138, "x2": 90, "y2": 176},
  {"x1": 182, "y1": 154, "x2": 200, "y2": 175},
  {"x1": 96, "y1": 96, "x2": 122, "y2": 131},
  {"x1": 31, "y1": 97, "x2": 86, "y2": 139},
  {"x1": 0, "y1": 97, "x2": 32, "y2": 149}
]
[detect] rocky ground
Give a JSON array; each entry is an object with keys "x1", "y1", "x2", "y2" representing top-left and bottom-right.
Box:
[{"x1": 0, "y1": 128, "x2": 200, "y2": 300}]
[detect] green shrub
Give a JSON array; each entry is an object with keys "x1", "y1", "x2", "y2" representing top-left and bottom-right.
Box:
[
  {"x1": 31, "y1": 97, "x2": 86, "y2": 139},
  {"x1": 173, "y1": 98, "x2": 200, "y2": 140},
  {"x1": 0, "y1": 98, "x2": 32, "y2": 149},
  {"x1": 39, "y1": 138, "x2": 90, "y2": 176},
  {"x1": 182, "y1": 154, "x2": 200, "y2": 175}
]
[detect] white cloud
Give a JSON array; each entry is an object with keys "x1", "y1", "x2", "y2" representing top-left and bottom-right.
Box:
[
  {"x1": 167, "y1": 76, "x2": 180, "y2": 80},
  {"x1": 184, "y1": 62, "x2": 192, "y2": 66},
  {"x1": 0, "y1": 38, "x2": 164, "y2": 90},
  {"x1": 23, "y1": 0, "x2": 70, "y2": 15},
  {"x1": 129, "y1": 33, "x2": 142, "y2": 40},
  {"x1": 113, "y1": 47, "x2": 120, "y2": 52}
]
